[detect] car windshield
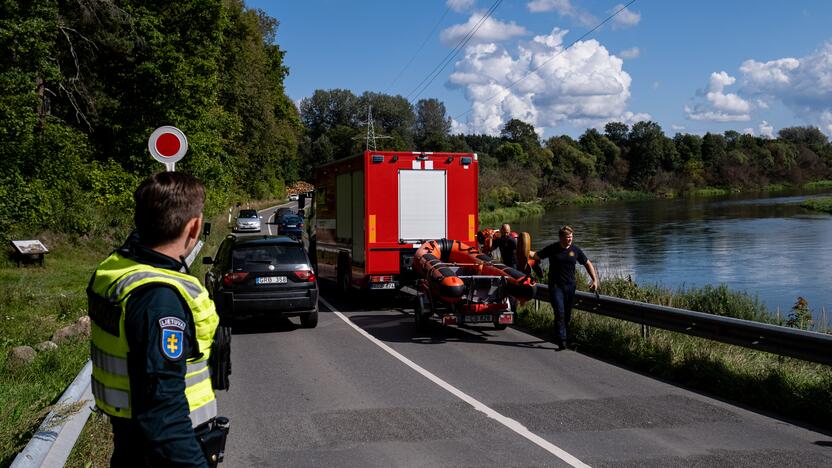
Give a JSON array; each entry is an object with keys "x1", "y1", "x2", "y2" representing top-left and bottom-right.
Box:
[
  {"x1": 281, "y1": 215, "x2": 302, "y2": 224},
  {"x1": 238, "y1": 209, "x2": 257, "y2": 219},
  {"x1": 231, "y1": 244, "x2": 306, "y2": 271}
]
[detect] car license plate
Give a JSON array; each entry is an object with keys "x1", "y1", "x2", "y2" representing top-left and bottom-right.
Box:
[
  {"x1": 464, "y1": 314, "x2": 492, "y2": 323},
  {"x1": 256, "y1": 276, "x2": 286, "y2": 285},
  {"x1": 370, "y1": 282, "x2": 396, "y2": 290},
  {"x1": 286, "y1": 224, "x2": 297, "y2": 228}
]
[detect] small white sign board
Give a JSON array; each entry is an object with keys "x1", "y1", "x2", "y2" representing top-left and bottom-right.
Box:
[
  {"x1": 11, "y1": 240, "x2": 49, "y2": 254},
  {"x1": 148, "y1": 126, "x2": 189, "y2": 171}
]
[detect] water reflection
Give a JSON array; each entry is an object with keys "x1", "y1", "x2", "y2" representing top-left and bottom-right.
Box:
[{"x1": 510, "y1": 190, "x2": 832, "y2": 318}]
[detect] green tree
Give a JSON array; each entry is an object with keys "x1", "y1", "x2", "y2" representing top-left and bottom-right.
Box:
[{"x1": 414, "y1": 98, "x2": 450, "y2": 151}]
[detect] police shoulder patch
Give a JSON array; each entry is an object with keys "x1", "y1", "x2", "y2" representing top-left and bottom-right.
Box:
[{"x1": 159, "y1": 316, "x2": 186, "y2": 361}]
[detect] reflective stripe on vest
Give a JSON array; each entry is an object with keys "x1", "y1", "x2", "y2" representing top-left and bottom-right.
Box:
[
  {"x1": 91, "y1": 343, "x2": 128, "y2": 376},
  {"x1": 92, "y1": 375, "x2": 130, "y2": 409},
  {"x1": 88, "y1": 253, "x2": 219, "y2": 425},
  {"x1": 189, "y1": 398, "x2": 217, "y2": 427}
]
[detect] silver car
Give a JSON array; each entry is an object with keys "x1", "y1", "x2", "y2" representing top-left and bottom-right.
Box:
[{"x1": 234, "y1": 209, "x2": 261, "y2": 232}]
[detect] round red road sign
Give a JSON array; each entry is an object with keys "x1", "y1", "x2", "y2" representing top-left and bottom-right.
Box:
[{"x1": 148, "y1": 126, "x2": 188, "y2": 169}]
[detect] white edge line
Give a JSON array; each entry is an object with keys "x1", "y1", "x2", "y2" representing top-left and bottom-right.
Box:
[{"x1": 319, "y1": 297, "x2": 590, "y2": 468}]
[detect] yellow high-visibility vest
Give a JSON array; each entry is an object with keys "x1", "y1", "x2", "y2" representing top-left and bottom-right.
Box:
[{"x1": 88, "y1": 252, "x2": 219, "y2": 427}]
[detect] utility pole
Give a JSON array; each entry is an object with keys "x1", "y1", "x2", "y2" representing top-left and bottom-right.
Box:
[{"x1": 354, "y1": 105, "x2": 392, "y2": 151}]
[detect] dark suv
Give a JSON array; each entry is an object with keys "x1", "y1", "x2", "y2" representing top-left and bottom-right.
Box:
[{"x1": 203, "y1": 235, "x2": 318, "y2": 327}]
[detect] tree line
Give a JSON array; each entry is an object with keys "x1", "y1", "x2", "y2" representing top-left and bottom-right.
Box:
[
  {"x1": 300, "y1": 88, "x2": 832, "y2": 211},
  {"x1": 2, "y1": 3, "x2": 831, "y2": 241},
  {"x1": 0, "y1": 0, "x2": 300, "y2": 239}
]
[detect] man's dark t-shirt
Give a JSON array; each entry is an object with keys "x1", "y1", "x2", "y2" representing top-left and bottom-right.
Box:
[
  {"x1": 536, "y1": 243, "x2": 587, "y2": 286},
  {"x1": 493, "y1": 235, "x2": 518, "y2": 268}
]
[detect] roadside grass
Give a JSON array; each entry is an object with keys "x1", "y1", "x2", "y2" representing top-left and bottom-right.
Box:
[
  {"x1": 66, "y1": 412, "x2": 112, "y2": 468},
  {"x1": 479, "y1": 202, "x2": 545, "y2": 226},
  {"x1": 517, "y1": 275, "x2": 832, "y2": 430},
  {"x1": 803, "y1": 180, "x2": 832, "y2": 190},
  {"x1": 0, "y1": 235, "x2": 112, "y2": 465},
  {"x1": 801, "y1": 197, "x2": 832, "y2": 214}
]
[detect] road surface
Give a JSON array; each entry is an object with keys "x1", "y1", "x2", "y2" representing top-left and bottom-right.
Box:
[{"x1": 216, "y1": 282, "x2": 832, "y2": 467}]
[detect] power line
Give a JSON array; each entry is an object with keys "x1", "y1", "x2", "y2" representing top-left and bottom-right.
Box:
[
  {"x1": 453, "y1": 0, "x2": 638, "y2": 121},
  {"x1": 405, "y1": 0, "x2": 503, "y2": 104},
  {"x1": 384, "y1": 5, "x2": 451, "y2": 94}
]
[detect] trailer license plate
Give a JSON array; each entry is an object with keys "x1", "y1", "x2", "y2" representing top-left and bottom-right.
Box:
[
  {"x1": 370, "y1": 282, "x2": 396, "y2": 290},
  {"x1": 256, "y1": 276, "x2": 286, "y2": 285},
  {"x1": 464, "y1": 314, "x2": 492, "y2": 323}
]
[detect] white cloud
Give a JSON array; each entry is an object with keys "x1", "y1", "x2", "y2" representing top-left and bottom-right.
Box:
[
  {"x1": 685, "y1": 71, "x2": 752, "y2": 122},
  {"x1": 447, "y1": 0, "x2": 475, "y2": 12},
  {"x1": 440, "y1": 12, "x2": 528, "y2": 46},
  {"x1": 671, "y1": 124, "x2": 685, "y2": 131},
  {"x1": 652, "y1": 81, "x2": 660, "y2": 89},
  {"x1": 742, "y1": 127, "x2": 754, "y2": 135},
  {"x1": 526, "y1": 0, "x2": 597, "y2": 27},
  {"x1": 758, "y1": 120, "x2": 774, "y2": 138},
  {"x1": 618, "y1": 47, "x2": 640, "y2": 59},
  {"x1": 449, "y1": 28, "x2": 646, "y2": 135},
  {"x1": 736, "y1": 43, "x2": 832, "y2": 135},
  {"x1": 610, "y1": 3, "x2": 641, "y2": 29}
]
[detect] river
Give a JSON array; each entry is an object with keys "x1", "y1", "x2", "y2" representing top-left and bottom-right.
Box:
[{"x1": 510, "y1": 189, "x2": 832, "y2": 320}]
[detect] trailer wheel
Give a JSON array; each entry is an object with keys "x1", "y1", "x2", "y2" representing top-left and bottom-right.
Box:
[{"x1": 414, "y1": 292, "x2": 428, "y2": 329}]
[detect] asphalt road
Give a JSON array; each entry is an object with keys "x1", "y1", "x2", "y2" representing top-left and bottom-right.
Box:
[{"x1": 216, "y1": 281, "x2": 832, "y2": 467}]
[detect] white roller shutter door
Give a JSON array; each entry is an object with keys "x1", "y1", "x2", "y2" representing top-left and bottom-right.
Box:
[{"x1": 399, "y1": 170, "x2": 446, "y2": 242}]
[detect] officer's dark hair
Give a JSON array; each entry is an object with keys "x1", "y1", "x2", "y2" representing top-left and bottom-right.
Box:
[{"x1": 134, "y1": 172, "x2": 205, "y2": 247}]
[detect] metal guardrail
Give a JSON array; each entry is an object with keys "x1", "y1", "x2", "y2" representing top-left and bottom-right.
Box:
[
  {"x1": 11, "y1": 361, "x2": 93, "y2": 468},
  {"x1": 533, "y1": 284, "x2": 832, "y2": 366}
]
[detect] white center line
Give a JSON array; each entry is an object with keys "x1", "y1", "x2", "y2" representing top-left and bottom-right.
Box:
[{"x1": 319, "y1": 297, "x2": 590, "y2": 468}]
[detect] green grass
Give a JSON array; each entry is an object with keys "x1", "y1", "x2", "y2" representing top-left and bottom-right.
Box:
[
  {"x1": 516, "y1": 275, "x2": 832, "y2": 429},
  {"x1": 0, "y1": 235, "x2": 112, "y2": 465},
  {"x1": 801, "y1": 197, "x2": 832, "y2": 214},
  {"x1": 479, "y1": 202, "x2": 545, "y2": 226},
  {"x1": 803, "y1": 180, "x2": 832, "y2": 190}
]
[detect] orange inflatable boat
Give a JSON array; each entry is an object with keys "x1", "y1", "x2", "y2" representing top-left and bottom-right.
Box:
[{"x1": 413, "y1": 238, "x2": 536, "y2": 304}]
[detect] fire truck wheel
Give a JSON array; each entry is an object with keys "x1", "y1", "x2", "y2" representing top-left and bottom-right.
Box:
[
  {"x1": 493, "y1": 322, "x2": 507, "y2": 330},
  {"x1": 337, "y1": 268, "x2": 351, "y2": 296}
]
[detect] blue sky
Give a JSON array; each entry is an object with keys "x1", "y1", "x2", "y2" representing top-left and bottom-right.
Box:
[{"x1": 247, "y1": 0, "x2": 832, "y2": 138}]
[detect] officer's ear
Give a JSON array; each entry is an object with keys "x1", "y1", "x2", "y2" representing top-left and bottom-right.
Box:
[{"x1": 185, "y1": 215, "x2": 203, "y2": 242}]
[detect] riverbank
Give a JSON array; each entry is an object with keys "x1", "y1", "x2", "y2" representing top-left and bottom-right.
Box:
[
  {"x1": 479, "y1": 202, "x2": 545, "y2": 226},
  {"x1": 517, "y1": 275, "x2": 832, "y2": 429},
  {"x1": 541, "y1": 180, "x2": 832, "y2": 207},
  {"x1": 801, "y1": 197, "x2": 832, "y2": 214}
]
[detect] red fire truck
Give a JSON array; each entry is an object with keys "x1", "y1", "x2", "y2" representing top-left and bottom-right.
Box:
[{"x1": 310, "y1": 150, "x2": 479, "y2": 292}]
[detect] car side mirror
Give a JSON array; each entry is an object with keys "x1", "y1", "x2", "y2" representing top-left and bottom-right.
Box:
[
  {"x1": 203, "y1": 222, "x2": 212, "y2": 237},
  {"x1": 202, "y1": 256, "x2": 213, "y2": 265}
]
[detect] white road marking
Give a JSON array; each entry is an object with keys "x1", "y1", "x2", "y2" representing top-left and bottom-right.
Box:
[{"x1": 319, "y1": 297, "x2": 590, "y2": 468}]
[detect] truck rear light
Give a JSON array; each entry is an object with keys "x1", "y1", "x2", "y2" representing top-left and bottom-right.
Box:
[
  {"x1": 293, "y1": 270, "x2": 316, "y2": 282},
  {"x1": 498, "y1": 313, "x2": 513, "y2": 324},
  {"x1": 222, "y1": 272, "x2": 249, "y2": 286},
  {"x1": 369, "y1": 275, "x2": 394, "y2": 283},
  {"x1": 442, "y1": 315, "x2": 457, "y2": 326}
]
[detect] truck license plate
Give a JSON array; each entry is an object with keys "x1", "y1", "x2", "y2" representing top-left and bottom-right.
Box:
[
  {"x1": 256, "y1": 276, "x2": 286, "y2": 284},
  {"x1": 370, "y1": 282, "x2": 396, "y2": 290},
  {"x1": 464, "y1": 314, "x2": 492, "y2": 323}
]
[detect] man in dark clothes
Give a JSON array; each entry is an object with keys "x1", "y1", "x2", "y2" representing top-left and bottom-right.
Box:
[
  {"x1": 88, "y1": 172, "x2": 220, "y2": 466},
  {"x1": 492, "y1": 223, "x2": 518, "y2": 268},
  {"x1": 533, "y1": 225, "x2": 598, "y2": 350}
]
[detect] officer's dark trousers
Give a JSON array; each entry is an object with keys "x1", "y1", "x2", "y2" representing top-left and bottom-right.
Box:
[{"x1": 549, "y1": 283, "x2": 576, "y2": 343}]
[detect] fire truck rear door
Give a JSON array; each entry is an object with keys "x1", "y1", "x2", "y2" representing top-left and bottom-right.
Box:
[{"x1": 398, "y1": 169, "x2": 447, "y2": 243}]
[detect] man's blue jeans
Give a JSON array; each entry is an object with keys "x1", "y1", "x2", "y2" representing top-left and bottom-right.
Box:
[{"x1": 549, "y1": 283, "x2": 576, "y2": 343}]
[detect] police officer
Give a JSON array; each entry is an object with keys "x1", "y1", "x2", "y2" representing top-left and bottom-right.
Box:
[
  {"x1": 533, "y1": 225, "x2": 598, "y2": 351},
  {"x1": 88, "y1": 172, "x2": 225, "y2": 466}
]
